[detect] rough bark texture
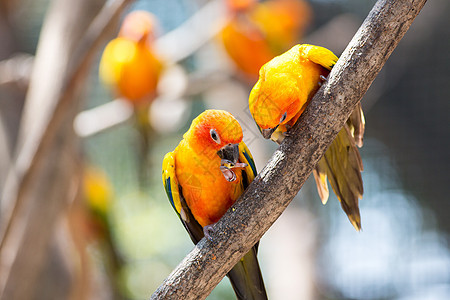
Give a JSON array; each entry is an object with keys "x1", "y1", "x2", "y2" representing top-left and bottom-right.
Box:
[
  {"x1": 151, "y1": 0, "x2": 428, "y2": 299},
  {"x1": 0, "y1": 0, "x2": 133, "y2": 299}
]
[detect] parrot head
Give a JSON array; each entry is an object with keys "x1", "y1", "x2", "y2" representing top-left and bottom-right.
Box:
[
  {"x1": 184, "y1": 110, "x2": 246, "y2": 182},
  {"x1": 119, "y1": 10, "x2": 158, "y2": 45},
  {"x1": 249, "y1": 68, "x2": 303, "y2": 139},
  {"x1": 249, "y1": 45, "x2": 307, "y2": 140}
]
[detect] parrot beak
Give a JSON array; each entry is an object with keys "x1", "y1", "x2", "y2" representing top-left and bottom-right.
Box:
[
  {"x1": 217, "y1": 143, "x2": 240, "y2": 165},
  {"x1": 217, "y1": 143, "x2": 241, "y2": 182},
  {"x1": 217, "y1": 143, "x2": 247, "y2": 182},
  {"x1": 261, "y1": 126, "x2": 277, "y2": 139}
]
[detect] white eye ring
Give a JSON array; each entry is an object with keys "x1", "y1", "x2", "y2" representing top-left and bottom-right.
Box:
[
  {"x1": 279, "y1": 111, "x2": 287, "y2": 123},
  {"x1": 210, "y1": 129, "x2": 221, "y2": 144}
]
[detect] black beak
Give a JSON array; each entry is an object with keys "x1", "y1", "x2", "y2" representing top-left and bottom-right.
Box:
[
  {"x1": 261, "y1": 126, "x2": 278, "y2": 139},
  {"x1": 217, "y1": 143, "x2": 240, "y2": 165}
]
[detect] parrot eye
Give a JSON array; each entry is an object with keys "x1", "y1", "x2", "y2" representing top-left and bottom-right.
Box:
[
  {"x1": 279, "y1": 111, "x2": 287, "y2": 124},
  {"x1": 210, "y1": 129, "x2": 221, "y2": 144}
]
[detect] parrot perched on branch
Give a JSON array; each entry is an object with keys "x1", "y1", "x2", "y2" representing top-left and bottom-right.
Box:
[
  {"x1": 249, "y1": 44, "x2": 365, "y2": 230},
  {"x1": 220, "y1": 0, "x2": 312, "y2": 81},
  {"x1": 99, "y1": 10, "x2": 163, "y2": 188},
  {"x1": 162, "y1": 110, "x2": 267, "y2": 300}
]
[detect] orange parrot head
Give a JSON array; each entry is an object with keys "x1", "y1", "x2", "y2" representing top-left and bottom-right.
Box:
[
  {"x1": 185, "y1": 110, "x2": 243, "y2": 158},
  {"x1": 119, "y1": 10, "x2": 158, "y2": 45},
  {"x1": 183, "y1": 110, "x2": 246, "y2": 181},
  {"x1": 249, "y1": 48, "x2": 305, "y2": 138}
]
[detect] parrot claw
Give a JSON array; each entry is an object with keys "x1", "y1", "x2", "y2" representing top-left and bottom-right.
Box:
[
  {"x1": 220, "y1": 160, "x2": 248, "y2": 182},
  {"x1": 220, "y1": 166, "x2": 237, "y2": 182},
  {"x1": 220, "y1": 159, "x2": 248, "y2": 169},
  {"x1": 203, "y1": 224, "x2": 215, "y2": 241},
  {"x1": 234, "y1": 162, "x2": 248, "y2": 168},
  {"x1": 221, "y1": 159, "x2": 235, "y2": 168},
  {"x1": 318, "y1": 75, "x2": 327, "y2": 86}
]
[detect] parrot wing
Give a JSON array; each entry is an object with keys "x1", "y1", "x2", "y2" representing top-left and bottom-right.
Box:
[
  {"x1": 162, "y1": 152, "x2": 204, "y2": 243},
  {"x1": 299, "y1": 44, "x2": 339, "y2": 71},
  {"x1": 299, "y1": 44, "x2": 364, "y2": 230},
  {"x1": 347, "y1": 102, "x2": 365, "y2": 148},
  {"x1": 313, "y1": 124, "x2": 364, "y2": 231},
  {"x1": 239, "y1": 142, "x2": 257, "y2": 189}
]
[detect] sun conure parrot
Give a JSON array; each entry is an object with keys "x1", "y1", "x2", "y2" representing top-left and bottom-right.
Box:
[
  {"x1": 99, "y1": 10, "x2": 163, "y2": 188},
  {"x1": 162, "y1": 110, "x2": 267, "y2": 300},
  {"x1": 67, "y1": 165, "x2": 125, "y2": 299},
  {"x1": 249, "y1": 44, "x2": 365, "y2": 230},
  {"x1": 220, "y1": 0, "x2": 312, "y2": 81}
]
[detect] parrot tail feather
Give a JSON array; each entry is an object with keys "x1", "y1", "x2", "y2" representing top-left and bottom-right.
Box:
[
  {"x1": 313, "y1": 166, "x2": 329, "y2": 204},
  {"x1": 227, "y1": 244, "x2": 268, "y2": 300},
  {"x1": 315, "y1": 117, "x2": 364, "y2": 231},
  {"x1": 347, "y1": 102, "x2": 366, "y2": 149}
]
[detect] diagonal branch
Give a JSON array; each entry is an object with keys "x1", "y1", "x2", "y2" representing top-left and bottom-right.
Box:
[{"x1": 151, "y1": 0, "x2": 428, "y2": 298}]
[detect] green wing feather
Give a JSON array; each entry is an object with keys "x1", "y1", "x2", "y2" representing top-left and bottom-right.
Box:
[
  {"x1": 313, "y1": 108, "x2": 364, "y2": 231},
  {"x1": 315, "y1": 125, "x2": 364, "y2": 231},
  {"x1": 162, "y1": 152, "x2": 204, "y2": 243},
  {"x1": 227, "y1": 246, "x2": 268, "y2": 300},
  {"x1": 162, "y1": 152, "x2": 182, "y2": 216},
  {"x1": 239, "y1": 141, "x2": 257, "y2": 188},
  {"x1": 347, "y1": 102, "x2": 365, "y2": 148}
]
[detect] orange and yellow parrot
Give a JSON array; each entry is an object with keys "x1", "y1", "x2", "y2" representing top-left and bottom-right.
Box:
[
  {"x1": 68, "y1": 166, "x2": 125, "y2": 299},
  {"x1": 220, "y1": 0, "x2": 312, "y2": 81},
  {"x1": 99, "y1": 10, "x2": 163, "y2": 187},
  {"x1": 100, "y1": 10, "x2": 162, "y2": 104},
  {"x1": 249, "y1": 44, "x2": 365, "y2": 230},
  {"x1": 162, "y1": 110, "x2": 267, "y2": 300}
]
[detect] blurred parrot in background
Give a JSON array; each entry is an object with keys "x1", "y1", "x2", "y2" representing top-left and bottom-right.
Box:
[
  {"x1": 67, "y1": 166, "x2": 125, "y2": 299},
  {"x1": 220, "y1": 0, "x2": 312, "y2": 81},
  {"x1": 99, "y1": 10, "x2": 163, "y2": 188},
  {"x1": 249, "y1": 44, "x2": 365, "y2": 230},
  {"x1": 162, "y1": 110, "x2": 267, "y2": 300}
]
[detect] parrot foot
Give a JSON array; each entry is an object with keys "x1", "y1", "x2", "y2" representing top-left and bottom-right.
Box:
[
  {"x1": 203, "y1": 224, "x2": 215, "y2": 241},
  {"x1": 220, "y1": 160, "x2": 247, "y2": 182},
  {"x1": 235, "y1": 162, "x2": 248, "y2": 168},
  {"x1": 318, "y1": 75, "x2": 327, "y2": 86},
  {"x1": 220, "y1": 166, "x2": 237, "y2": 182},
  {"x1": 220, "y1": 159, "x2": 247, "y2": 169}
]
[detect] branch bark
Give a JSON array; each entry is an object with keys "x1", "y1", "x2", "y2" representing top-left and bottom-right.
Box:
[{"x1": 151, "y1": 0, "x2": 428, "y2": 298}]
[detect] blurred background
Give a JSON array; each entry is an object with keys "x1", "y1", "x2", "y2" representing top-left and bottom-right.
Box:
[{"x1": 0, "y1": 0, "x2": 449, "y2": 299}]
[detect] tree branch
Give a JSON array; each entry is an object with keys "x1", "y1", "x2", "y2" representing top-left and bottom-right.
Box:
[{"x1": 151, "y1": 0, "x2": 428, "y2": 298}]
